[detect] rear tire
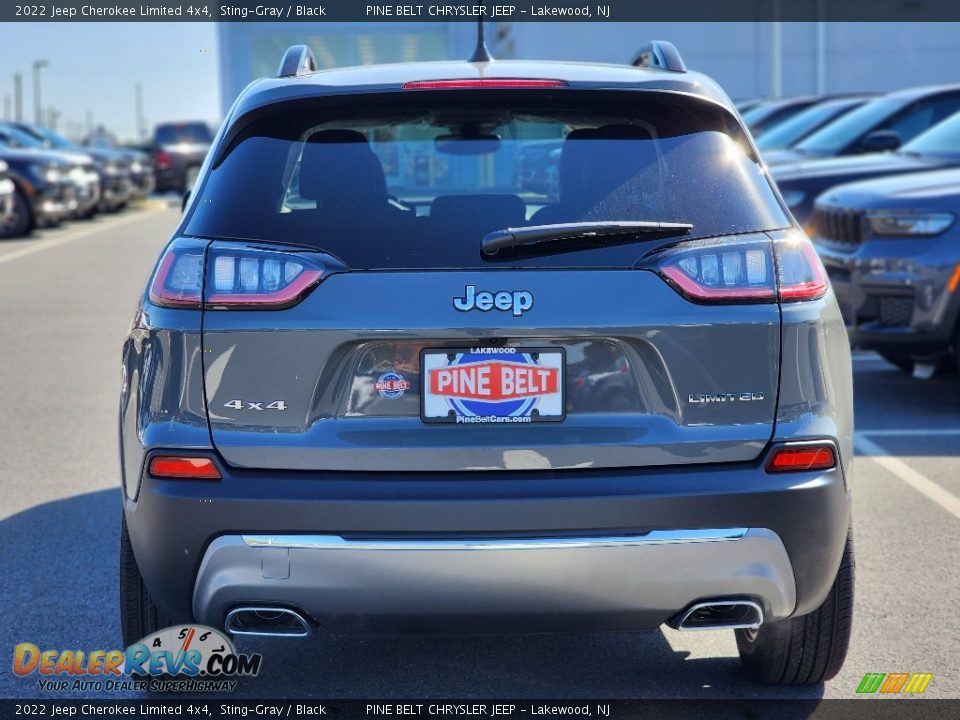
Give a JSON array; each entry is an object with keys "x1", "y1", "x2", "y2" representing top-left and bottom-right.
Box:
[
  {"x1": 736, "y1": 530, "x2": 854, "y2": 685},
  {"x1": 120, "y1": 514, "x2": 172, "y2": 647}
]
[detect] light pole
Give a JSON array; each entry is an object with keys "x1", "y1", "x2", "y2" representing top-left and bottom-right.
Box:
[
  {"x1": 135, "y1": 82, "x2": 145, "y2": 141},
  {"x1": 815, "y1": 0, "x2": 827, "y2": 95},
  {"x1": 32, "y1": 59, "x2": 49, "y2": 125},
  {"x1": 13, "y1": 73, "x2": 22, "y2": 121}
]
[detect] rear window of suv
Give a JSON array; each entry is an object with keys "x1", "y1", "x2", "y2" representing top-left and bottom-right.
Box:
[
  {"x1": 185, "y1": 90, "x2": 789, "y2": 269},
  {"x1": 155, "y1": 123, "x2": 213, "y2": 145}
]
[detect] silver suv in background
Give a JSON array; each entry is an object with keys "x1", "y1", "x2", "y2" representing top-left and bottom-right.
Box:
[{"x1": 120, "y1": 42, "x2": 854, "y2": 685}]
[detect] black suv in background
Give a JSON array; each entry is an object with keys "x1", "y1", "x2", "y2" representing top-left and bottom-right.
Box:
[
  {"x1": 11, "y1": 122, "x2": 141, "y2": 214},
  {"x1": 0, "y1": 122, "x2": 101, "y2": 220},
  {"x1": 764, "y1": 84, "x2": 960, "y2": 166},
  {"x1": 150, "y1": 121, "x2": 213, "y2": 194},
  {"x1": 0, "y1": 145, "x2": 76, "y2": 237},
  {"x1": 812, "y1": 167, "x2": 960, "y2": 377}
]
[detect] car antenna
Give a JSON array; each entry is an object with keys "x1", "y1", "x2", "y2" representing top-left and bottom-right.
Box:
[{"x1": 469, "y1": 19, "x2": 493, "y2": 63}]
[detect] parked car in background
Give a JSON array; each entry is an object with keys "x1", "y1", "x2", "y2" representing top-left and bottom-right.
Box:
[
  {"x1": 756, "y1": 96, "x2": 873, "y2": 152},
  {"x1": 16, "y1": 123, "x2": 148, "y2": 212},
  {"x1": 741, "y1": 96, "x2": 826, "y2": 137},
  {"x1": 91, "y1": 155, "x2": 132, "y2": 213},
  {"x1": 764, "y1": 84, "x2": 960, "y2": 166},
  {"x1": 0, "y1": 146, "x2": 75, "y2": 237},
  {"x1": 812, "y1": 167, "x2": 960, "y2": 377},
  {"x1": 150, "y1": 121, "x2": 213, "y2": 194},
  {"x1": 0, "y1": 160, "x2": 15, "y2": 231},
  {"x1": 72, "y1": 126, "x2": 156, "y2": 201},
  {"x1": 0, "y1": 122, "x2": 100, "y2": 220},
  {"x1": 82, "y1": 132, "x2": 155, "y2": 201},
  {"x1": 121, "y1": 147, "x2": 156, "y2": 200},
  {"x1": 773, "y1": 108, "x2": 960, "y2": 226}
]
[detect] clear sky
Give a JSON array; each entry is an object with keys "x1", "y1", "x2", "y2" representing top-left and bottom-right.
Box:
[{"x1": 0, "y1": 22, "x2": 220, "y2": 141}]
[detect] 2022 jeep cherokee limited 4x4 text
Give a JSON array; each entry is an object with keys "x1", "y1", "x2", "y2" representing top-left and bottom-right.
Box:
[{"x1": 119, "y1": 42, "x2": 854, "y2": 685}]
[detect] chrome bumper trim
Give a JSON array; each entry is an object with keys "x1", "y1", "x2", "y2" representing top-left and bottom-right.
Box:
[{"x1": 240, "y1": 528, "x2": 749, "y2": 552}]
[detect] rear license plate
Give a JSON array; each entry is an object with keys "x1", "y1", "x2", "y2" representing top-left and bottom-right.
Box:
[{"x1": 421, "y1": 347, "x2": 565, "y2": 424}]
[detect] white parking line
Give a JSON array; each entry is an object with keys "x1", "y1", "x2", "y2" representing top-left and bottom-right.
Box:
[
  {"x1": 854, "y1": 432, "x2": 960, "y2": 521},
  {"x1": 0, "y1": 209, "x2": 162, "y2": 267}
]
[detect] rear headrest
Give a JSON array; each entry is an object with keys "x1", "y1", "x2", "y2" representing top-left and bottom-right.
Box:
[
  {"x1": 559, "y1": 124, "x2": 656, "y2": 202},
  {"x1": 298, "y1": 129, "x2": 388, "y2": 208}
]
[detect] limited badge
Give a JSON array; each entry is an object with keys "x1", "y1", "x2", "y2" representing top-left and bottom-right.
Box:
[{"x1": 376, "y1": 372, "x2": 410, "y2": 399}]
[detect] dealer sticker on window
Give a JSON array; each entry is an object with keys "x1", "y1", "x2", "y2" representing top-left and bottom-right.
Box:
[{"x1": 421, "y1": 347, "x2": 565, "y2": 424}]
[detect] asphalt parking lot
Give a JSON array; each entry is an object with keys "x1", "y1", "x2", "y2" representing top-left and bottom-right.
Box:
[{"x1": 0, "y1": 207, "x2": 958, "y2": 701}]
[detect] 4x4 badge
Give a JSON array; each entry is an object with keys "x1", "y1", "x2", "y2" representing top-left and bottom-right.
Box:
[{"x1": 453, "y1": 285, "x2": 534, "y2": 317}]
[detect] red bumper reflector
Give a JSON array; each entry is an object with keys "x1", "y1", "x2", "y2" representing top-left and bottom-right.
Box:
[
  {"x1": 403, "y1": 79, "x2": 567, "y2": 90},
  {"x1": 766, "y1": 445, "x2": 836, "y2": 473},
  {"x1": 149, "y1": 457, "x2": 222, "y2": 480}
]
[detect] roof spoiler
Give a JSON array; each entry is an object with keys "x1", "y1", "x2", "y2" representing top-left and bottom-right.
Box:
[
  {"x1": 630, "y1": 41, "x2": 686, "y2": 73},
  {"x1": 277, "y1": 45, "x2": 317, "y2": 78}
]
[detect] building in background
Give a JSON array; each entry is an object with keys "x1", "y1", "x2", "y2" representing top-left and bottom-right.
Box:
[
  {"x1": 217, "y1": 22, "x2": 480, "y2": 114},
  {"x1": 218, "y1": 21, "x2": 960, "y2": 113}
]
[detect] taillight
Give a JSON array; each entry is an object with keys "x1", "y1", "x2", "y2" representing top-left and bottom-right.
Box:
[
  {"x1": 155, "y1": 149, "x2": 172, "y2": 170},
  {"x1": 205, "y1": 241, "x2": 342, "y2": 309},
  {"x1": 149, "y1": 456, "x2": 221, "y2": 480},
  {"x1": 651, "y1": 235, "x2": 776, "y2": 304},
  {"x1": 148, "y1": 239, "x2": 345, "y2": 311},
  {"x1": 774, "y1": 235, "x2": 828, "y2": 301},
  {"x1": 148, "y1": 238, "x2": 205, "y2": 308},
  {"x1": 766, "y1": 444, "x2": 837, "y2": 473},
  {"x1": 649, "y1": 231, "x2": 828, "y2": 304},
  {"x1": 402, "y1": 79, "x2": 567, "y2": 90}
]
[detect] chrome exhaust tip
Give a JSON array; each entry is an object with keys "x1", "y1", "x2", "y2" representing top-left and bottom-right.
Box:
[
  {"x1": 224, "y1": 607, "x2": 311, "y2": 637},
  {"x1": 672, "y1": 599, "x2": 764, "y2": 631}
]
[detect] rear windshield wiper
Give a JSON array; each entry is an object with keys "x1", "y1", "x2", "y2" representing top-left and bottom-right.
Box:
[{"x1": 481, "y1": 221, "x2": 693, "y2": 256}]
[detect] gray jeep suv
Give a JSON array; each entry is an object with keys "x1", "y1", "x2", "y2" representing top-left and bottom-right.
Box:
[
  {"x1": 813, "y1": 167, "x2": 960, "y2": 376},
  {"x1": 119, "y1": 43, "x2": 854, "y2": 685}
]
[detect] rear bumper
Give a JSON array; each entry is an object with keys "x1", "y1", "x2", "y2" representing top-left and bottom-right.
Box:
[
  {"x1": 125, "y1": 452, "x2": 850, "y2": 633},
  {"x1": 192, "y1": 529, "x2": 795, "y2": 633}
]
